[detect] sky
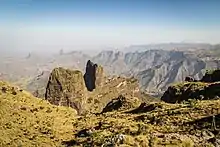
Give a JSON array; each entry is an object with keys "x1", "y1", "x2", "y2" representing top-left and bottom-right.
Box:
[{"x1": 0, "y1": 0, "x2": 220, "y2": 52}]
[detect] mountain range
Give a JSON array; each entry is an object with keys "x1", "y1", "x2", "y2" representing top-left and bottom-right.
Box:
[
  {"x1": 0, "y1": 43, "x2": 220, "y2": 97},
  {"x1": 2, "y1": 43, "x2": 220, "y2": 146},
  {"x1": 1, "y1": 58, "x2": 220, "y2": 146}
]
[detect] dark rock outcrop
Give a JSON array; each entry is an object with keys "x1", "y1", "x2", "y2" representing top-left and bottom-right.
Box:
[
  {"x1": 128, "y1": 103, "x2": 158, "y2": 114},
  {"x1": 44, "y1": 60, "x2": 143, "y2": 114},
  {"x1": 185, "y1": 76, "x2": 194, "y2": 82},
  {"x1": 45, "y1": 67, "x2": 86, "y2": 114},
  {"x1": 162, "y1": 69, "x2": 220, "y2": 103},
  {"x1": 101, "y1": 95, "x2": 140, "y2": 113},
  {"x1": 102, "y1": 95, "x2": 125, "y2": 113},
  {"x1": 161, "y1": 82, "x2": 220, "y2": 103},
  {"x1": 201, "y1": 70, "x2": 220, "y2": 83},
  {"x1": 83, "y1": 60, "x2": 104, "y2": 91}
]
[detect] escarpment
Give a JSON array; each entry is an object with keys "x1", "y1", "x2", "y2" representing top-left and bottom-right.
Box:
[{"x1": 45, "y1": 60, "x2": 147, "y2": 114}]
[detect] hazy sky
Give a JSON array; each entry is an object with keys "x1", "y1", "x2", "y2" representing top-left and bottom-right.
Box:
[{"x1": 0, "y1": 0, "x2": 220, "y2": 52}]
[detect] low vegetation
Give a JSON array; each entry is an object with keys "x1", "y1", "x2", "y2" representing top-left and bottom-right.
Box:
[
  {"x1": 0, "y1": 81, "x2": 77, "y2": 147},
  {"x1": 2, "y1": 65, "x2": 220, "y2": 146},
  {"x1": 1, "y1": 79, "x2": 220, "y2": 146},
  {"x1": 69, "y1": 99, "x2": 220, "y2": 146}
]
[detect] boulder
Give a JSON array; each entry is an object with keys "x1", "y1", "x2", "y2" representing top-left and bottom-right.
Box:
[{"x1": 45, "y1": 67, "x2": 86, "y2": 114}]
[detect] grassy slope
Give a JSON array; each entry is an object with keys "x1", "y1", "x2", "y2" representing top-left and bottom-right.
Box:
[
  {"x1": 0, "y1": 81, "x2": 77, "y2": 147},
  {"x1": 72, "y1": 99, "x2": 220, "y2": 147},
  {"x1": 1, "y1": 79, "x2": 220, "y2": 147}
]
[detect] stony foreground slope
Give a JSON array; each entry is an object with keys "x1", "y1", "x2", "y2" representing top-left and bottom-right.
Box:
[
  {"x1": 1, "y1": 79, "x2": 220, "y2": 146},
  {"x1": 2, "y1": 64, "x2": 220, "y2": 146},
  {"x1": 71, "y1": 100, "x2": 220, "y2": 147}
]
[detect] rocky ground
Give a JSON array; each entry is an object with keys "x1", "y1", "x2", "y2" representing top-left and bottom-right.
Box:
[
  {"x1": 1, "y1": 61, "x2": 220, "y2": 147},
  {"x1": 1, "y1": 79, "x2": 220, "y2": 146},
  {"x1": 71, "y1": 100, "x2": 220, "y2": 147}
]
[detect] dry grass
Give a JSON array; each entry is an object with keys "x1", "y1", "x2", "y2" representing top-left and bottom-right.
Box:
[
  {"x1": 0, "y1": 81, "x2": 77, "y2": 147},
  {"x1": 71, "y1": 99, "x2": 220, "y2": 146},
  {"x1": 1, "y1": 80, "x2": 220, "y2": 146}
]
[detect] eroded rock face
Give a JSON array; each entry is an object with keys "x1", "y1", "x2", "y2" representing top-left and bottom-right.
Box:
[
  {"x1": 83, "y1": 60, "x2": 104, "y2": 91},
  {"x1": 45, "y1": 67, "x2": 86, "y2": 114},
  {"x1": 95, "y1": 65, "x2": 104, "y2": 88},
  {"x1": 45, "y1": 60, "x2": 146, "y2": 114}
]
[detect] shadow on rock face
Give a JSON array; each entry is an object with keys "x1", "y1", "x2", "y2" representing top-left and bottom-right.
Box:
[
  {"x1": 201, "y1": 70, "x2": 220, "y2": 83},
  {"x1": 83, "y1": 60, "x2": 97, "y2": 91},
  {"x1": 101, "y1": 95, "x2": 125, "y2": 113}
]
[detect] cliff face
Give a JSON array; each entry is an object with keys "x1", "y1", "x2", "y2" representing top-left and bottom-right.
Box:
[
  {"x1": 95, "y1": 65, "x2": 104, "y2": 88},
  {"x1": 83, "y1": 60, "x2": 104, "y2": 91},
  {"x1": 44, "y1": 61, "x2": 146, "y2": 114},
  {"x1": 45, "y1": 67, "x2": 86, "y2": 114},
  {"x1": 84, "y1": 60, "x2": 97, "y2": 91},
  {"x1": 3, "y1": 46, "x2": 220, "y2": 97},
  {"x1": 93, "y1": 49, "x2": 220, "y2": 95}
]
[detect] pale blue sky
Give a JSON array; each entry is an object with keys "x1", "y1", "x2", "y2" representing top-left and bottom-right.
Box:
[{"x1": 0, "y1": 0, "x2": 220, "y2": 51}]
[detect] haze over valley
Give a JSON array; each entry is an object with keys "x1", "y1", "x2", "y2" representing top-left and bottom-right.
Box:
[
  {"x1": 0, "y1": 43, "x2": 220, "y2": 97},
  {"x1": 1, "y1": 0, "x2": 220, "y2": 146}
]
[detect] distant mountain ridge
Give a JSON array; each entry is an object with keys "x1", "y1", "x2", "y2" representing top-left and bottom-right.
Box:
[
  {"x1": 93, "y1": 48, "x2": 220, "y2": 95},
  {"x1": 123, "y1": 43, "x2": 213, "y2": 52},
  {"x1": 0, "y1": 43, "x2": 220, "y2": 96}
]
